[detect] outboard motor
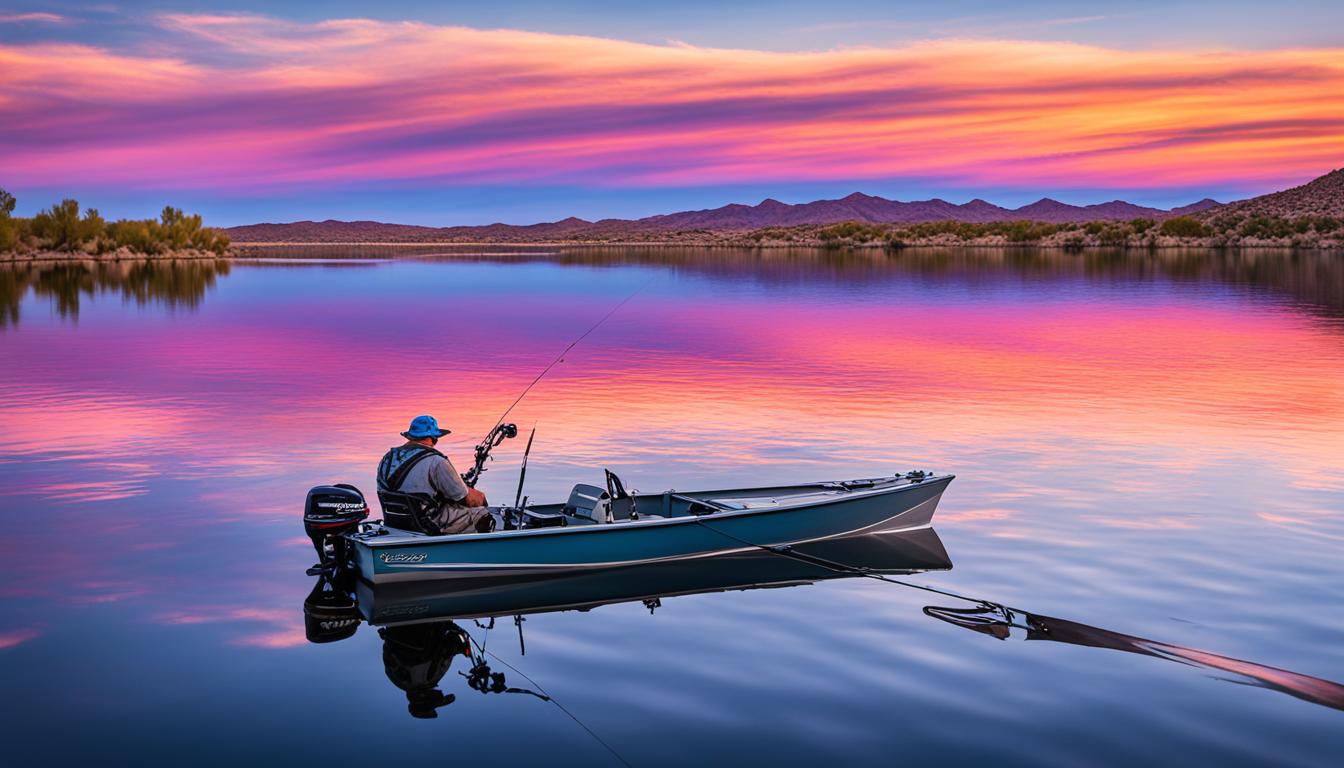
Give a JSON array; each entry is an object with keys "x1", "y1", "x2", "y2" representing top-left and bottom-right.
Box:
[{"x1": 304, "y1": 483, "x2": 369, "y2": 568}]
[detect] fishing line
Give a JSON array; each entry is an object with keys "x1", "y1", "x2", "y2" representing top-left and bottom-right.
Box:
[
  {"x1": 482, "y1": 649, "x2": 634, "y2": 768},
  {"x1": 482, "y1": 277, "x2": 654, "y2": 439},
  {"x1": 463, "y1": 628, "x2": 634, "y2": 768},
  {"x1": 690, "y1": 517, "x2": 1012, "y2": 613}
]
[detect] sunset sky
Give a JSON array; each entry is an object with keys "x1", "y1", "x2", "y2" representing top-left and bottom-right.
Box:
[{"x1": 3, "y1": 1, "x2": 1343, "y2": 225}]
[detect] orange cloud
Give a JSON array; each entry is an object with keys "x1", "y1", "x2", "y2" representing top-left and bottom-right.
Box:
[{"x1": 1, "y1": 15, "x2": 1341, "y2": 191}]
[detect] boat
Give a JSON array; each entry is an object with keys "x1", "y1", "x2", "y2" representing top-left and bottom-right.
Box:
[{"x1": 305, "y1": 470, "x2": 953, "y2": 584}]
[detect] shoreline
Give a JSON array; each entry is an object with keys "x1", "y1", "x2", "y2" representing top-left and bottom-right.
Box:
[
  {"x1": 0, "y1": 248, "x2": 230, "y2": 264},
  {"x1": 230, "y1": 238, "x2": 1341, "y2": 252},
  {"x1": 5, "y1": 239, "x2": 1342, "y2": 263}
]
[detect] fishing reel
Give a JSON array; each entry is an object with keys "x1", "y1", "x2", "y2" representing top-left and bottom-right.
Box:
[
  {"x1": 463, "y1": 422, "x2": 518, "y2": 487},
  {"x1": 460, "y1": 659, "x2": 549, "y2": 701}
]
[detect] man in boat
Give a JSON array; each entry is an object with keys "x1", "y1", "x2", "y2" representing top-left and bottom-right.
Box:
[{"x1": 377, "y1": 415, "x2": 491, "y2": 534}]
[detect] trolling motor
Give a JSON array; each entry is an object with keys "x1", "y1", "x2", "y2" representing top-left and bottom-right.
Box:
[
  {"x1": 462, "y1": 422, "x2": 518, "y2": 487},
  {"x1": 303, "y1": 483, "x2": 369, "y2": 571}
]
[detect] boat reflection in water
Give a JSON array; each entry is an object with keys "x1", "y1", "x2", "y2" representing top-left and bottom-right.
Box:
[
  {"x1": 304, "y1": 528, "x2": 1344, "y2": 719},
  {"x1": 305, "y1": 529, "x2": 951, "y2": 718}
]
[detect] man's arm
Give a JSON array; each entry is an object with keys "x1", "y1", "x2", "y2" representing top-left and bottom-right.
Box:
[{"x1": 430, "y1": 456, "x2": 487, "y2": 507}]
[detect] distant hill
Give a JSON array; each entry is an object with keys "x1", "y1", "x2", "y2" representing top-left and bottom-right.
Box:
[
  {"x1": 1198, "y1": 168, "x2": 1344, "y2": 220},
  {"x1": 226, "y1": 192, "x2": 1225, "y2": 244},
  {"x1": 1170, "y1": 198, "x2": 1222, "y2": 216},
  {"x1": 225, "y1": 219, "x2": 440, "y2": 242}
]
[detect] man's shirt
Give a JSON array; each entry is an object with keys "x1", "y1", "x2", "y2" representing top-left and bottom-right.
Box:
[{"x1": 377, "y1": 442, "x2": 470, "y2": 504}]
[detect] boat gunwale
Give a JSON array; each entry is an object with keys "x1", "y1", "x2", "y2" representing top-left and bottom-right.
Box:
[{"x1": 349, "y1": 473, "x2": 954, "y2": 550}]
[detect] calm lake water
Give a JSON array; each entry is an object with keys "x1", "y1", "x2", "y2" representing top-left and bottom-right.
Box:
[{"x1": 1, "y1": 248, "x2": 1342, "y2": 766}]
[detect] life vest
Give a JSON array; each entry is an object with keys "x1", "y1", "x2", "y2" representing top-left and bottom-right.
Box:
[
  {"x1": 377, "y1": 445, "x2": 446, "y2": 495},
  {"x1": 377, "y1": 445, "x2": 450, "y2": 534}
]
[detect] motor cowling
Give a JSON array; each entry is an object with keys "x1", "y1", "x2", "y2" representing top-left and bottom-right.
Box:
[{"x1": 304, "y1": 484, "x2": 369, "y2": 566}]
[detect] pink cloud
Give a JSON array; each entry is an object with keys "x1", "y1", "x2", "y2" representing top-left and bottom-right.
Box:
[
  {"x1": 0, "y1": 12, "x2": 64, "y2": 24},
  {"x1": 0, "y1": 15, "x2": 1342, "y2": 193}
]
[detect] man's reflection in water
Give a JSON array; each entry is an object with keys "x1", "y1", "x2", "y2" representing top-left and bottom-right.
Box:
[
  {"x1": 304, "y1": 574, "x2": 469, "y2": 718},
  {"x1": 304, "y1": 576, "x2": 551, "y2": 720},
  {"x1": 379, "y1": 622, "x2": 473, "y2": 719}
]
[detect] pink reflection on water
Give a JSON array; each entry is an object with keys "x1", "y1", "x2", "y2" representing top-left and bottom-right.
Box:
[
  {"x1": 0, "y1": 628, "x2": 42, "y2": 650},
  {"x1": 155, "y1": 606, "x2": 308, "y2": 649},
  {"x1": 4, "y1": 281, "x2": 1344, "y2": 489},
  {"x1": 0, "y1": 256, "x2": 1342, "y2": 614}
]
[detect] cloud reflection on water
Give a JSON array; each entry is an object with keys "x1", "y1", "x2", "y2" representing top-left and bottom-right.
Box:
[
  {"x1": 2, "y1": 249, "x2": 1343, "y2": 765},
  {"x1": 0, "y1": 248, "x2": 1341, "y2": 630}
]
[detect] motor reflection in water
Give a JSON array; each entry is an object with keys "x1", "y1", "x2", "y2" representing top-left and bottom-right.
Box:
[{"x1": 304, "y1": 527, "x2": 1344, "y2": 721}]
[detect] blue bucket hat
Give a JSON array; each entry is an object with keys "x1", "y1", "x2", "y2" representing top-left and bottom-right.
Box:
[{"x1": 401, "y1": 414, "x2": 451, "y2": 439}]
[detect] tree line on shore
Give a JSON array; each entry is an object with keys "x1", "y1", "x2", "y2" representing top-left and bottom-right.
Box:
[
  {"x1": 0, "y1": 189, "x2": 230, "y2": 256},
  {"x1": 746, "y1": 213, "x2": 1344, "y2": 249}
]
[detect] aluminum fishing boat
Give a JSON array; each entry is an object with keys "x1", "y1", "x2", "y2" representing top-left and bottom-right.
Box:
[{"x1": 310, "y1": 471, "x2": 952, "y2": 584}]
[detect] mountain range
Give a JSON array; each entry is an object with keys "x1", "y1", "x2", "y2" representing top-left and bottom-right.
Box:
[
  {"x1": 1196, "y1": 167, "x2": 1344, "y2": 221},
  {"x1": 224, "y1": 173, "x2": 1344, "y2": 243}
]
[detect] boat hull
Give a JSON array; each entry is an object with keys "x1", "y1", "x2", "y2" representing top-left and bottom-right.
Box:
[{"x1": 346, "y1": 474, "x2": 952, "y2": 584}]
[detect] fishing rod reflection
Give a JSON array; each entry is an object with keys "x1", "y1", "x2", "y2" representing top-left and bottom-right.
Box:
[
  {"x1": 924, "y1": 605, "x2": 1344, "y2": 712},
  {"x1": 302, "y1": 528, "x2": 1344, "y2": 718}
]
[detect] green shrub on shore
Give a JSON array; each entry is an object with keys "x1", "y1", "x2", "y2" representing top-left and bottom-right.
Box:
[
  {"x1": 1159, "y1": 216, "x2": 1207, "y2": 238},
  {"x1": 0, "y1": 189, "x2": 19, "y2": 252},
  {"x1": 0, "y1": 189, "x2": 229, "y2": 256},
  {"x1": 895, "y1": 219, "x2": 1075, "y2": 243}
]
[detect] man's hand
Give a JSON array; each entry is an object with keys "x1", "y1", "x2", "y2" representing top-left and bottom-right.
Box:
[{"x1": 463, "y1": 487, "x2": 488, "y2": 508}]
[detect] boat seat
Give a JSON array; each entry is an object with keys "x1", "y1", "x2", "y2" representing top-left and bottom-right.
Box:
[
  {"x1": 609, "y1": 496, "x2": 638, "y2": 521},
  {"x1": 563, "y1": 483, "x2": 611, "y2": 523},
  {"x1": 377, "y1": 490, "x2": 443, "y2": 535}
]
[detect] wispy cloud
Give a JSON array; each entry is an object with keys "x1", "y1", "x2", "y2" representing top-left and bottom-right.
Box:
[
  {"x1": 1, "y1": 13, "x2": 1341, "y2": 194},
  {"x1": 0, "y1": 12, "x2": 65, "y2": 24}
]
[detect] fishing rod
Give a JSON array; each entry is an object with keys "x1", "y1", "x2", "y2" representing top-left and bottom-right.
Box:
[
  {"x1": 513, "y1": 426, "x2": 537, "y2": 509},
  {"x1": 461, "y1": 281, "x2": 650, "y2": 489}
]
